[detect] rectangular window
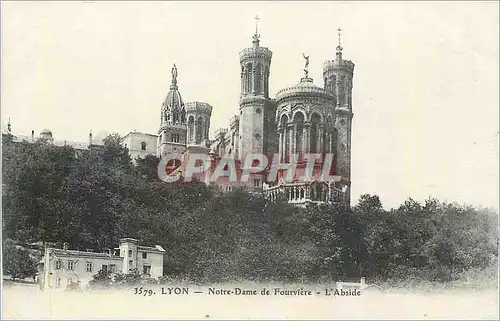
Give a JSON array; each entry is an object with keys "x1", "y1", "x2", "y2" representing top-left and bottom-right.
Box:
[
  {"x1": 67, "y1": 261, "x2": 75, "y2": 270},
  {"x1": 129, "y1": 260, "x2": 133, "y2": 268},
  {"x1": 253, "y1": 179, "x2": 260, "y2": 187},
  {"x1": 55, "y1": 277, "x2": 61, "y2": 288},
  {"x1": 143, "y1": 265, "x2": 151, "y2": 275},
  {"x1": 86, "y1": 262, "x2": 93, "y2": 273},
  {"x1": 142, "y1": 252, "x2": 147, "y2": 259},
  {"x1": 101, "y1": 265, "x2": 108, "y2": 273},
  {"x1": 109, "y1": 264, "x2": 116, "y2": 273},
  {"x1": 128, "y1": 250, "x2": 132, "y2": 256},
  {"x1": 55, "y1": 260, "x2": 62, "y2": 270}
]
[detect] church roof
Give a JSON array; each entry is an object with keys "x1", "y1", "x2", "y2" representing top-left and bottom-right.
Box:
[
  {"x1": 275, "y1": 77, "x2": 334, "y2": 102},
  {"x1": 40, "y1": 128, "x2": 53, "y2": 136},
  {"x1": 185, "y1": 101, "x2": 212, "y2": 114}
]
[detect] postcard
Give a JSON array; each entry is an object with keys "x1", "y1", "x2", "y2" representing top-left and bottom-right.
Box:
[{"x1": 2, "y1": 1, "x2": 498, "y2": 320}]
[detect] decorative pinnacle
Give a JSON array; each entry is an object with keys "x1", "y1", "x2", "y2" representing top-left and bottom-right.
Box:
[
  {"x1": 252, "y1": 15, "x2": 261, "y2": 48},
  {"x1": 336, "y1": 27, "x2": 343, "y2": 52},
  {"x1": 254, "y1": 15, "x2": 260, "y2": 35}
]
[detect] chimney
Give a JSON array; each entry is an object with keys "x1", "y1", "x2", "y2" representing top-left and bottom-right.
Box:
[{"x1": 63, "y1": 243, "x2": 68, "y2": 251}]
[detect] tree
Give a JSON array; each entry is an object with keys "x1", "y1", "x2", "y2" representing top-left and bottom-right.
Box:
[{"x1": 2, "y1": 239, "x2": 38, "y2": 280}]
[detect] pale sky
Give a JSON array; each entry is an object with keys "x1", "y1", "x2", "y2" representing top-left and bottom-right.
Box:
[{"x1": 1, "y1": 1, "x2": 498, "y2": 210}]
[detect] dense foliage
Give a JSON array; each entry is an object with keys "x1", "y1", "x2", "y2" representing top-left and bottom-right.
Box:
[
  {"x1": 2, "y1": 239, "x2": 38, "y2": 280},
  {"x1": 2, "y1": 135, "x2": 498, "y2": 284}
]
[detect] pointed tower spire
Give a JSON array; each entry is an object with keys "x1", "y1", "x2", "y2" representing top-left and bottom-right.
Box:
[{"x1": 336, "y1": 27, "x2": 343, "y2": 60}]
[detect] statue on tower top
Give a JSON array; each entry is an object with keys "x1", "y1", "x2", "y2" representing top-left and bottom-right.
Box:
[
  {"x1": 171, "y1": 64, "x2": 178, "y2": 83},
  {"x1": 302, "y1": 53, "x2": 310, "y2": 78}
]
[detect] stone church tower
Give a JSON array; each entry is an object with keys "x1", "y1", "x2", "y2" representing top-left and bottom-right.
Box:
[
  {"x1": 323, "y1": 29, "x2": 354, "y2": 202},
  {"x1": 237, "y1": 23, "x2": 273, "y2": 168},
  {"x1": 157, "y1": 64, "x2": 187, "y2": 157}
]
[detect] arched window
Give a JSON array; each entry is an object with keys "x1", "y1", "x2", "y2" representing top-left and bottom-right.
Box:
[
  {"x1": 196, "y1": 117, "x2": 203, "y2": 144},
  {"x1": 338, "y1": 76, "x2": 345, "y2": 106},
  {"x1": 173, "y1": 111, "x2": 179, "y2": 124},
  {"x1": 246, "y1": 63, "x2": 252, "y2": 93},
  {"x1": 294, "y1": 112, "x2": 305, "y2": 155},
  {"x1": 331, "y1": 75, "x2": 337, "y2": 104},
  {"x1": 255, "y1": 64, "x2": 262, "y2": 94},
  {"x1": 188, "y1": 116, "x2": 195, "y2": 143},
  {"x1": 332, "y1": 128, "x2": 338, "y2": 173},
  {"x1": 264, "y1": 66, "x2": 270, "y2": 97},
  {"x1": 204, "y1": 118, "x2": 210, "y2": 140},
  {"x1": 310, "y1": 113, "x2": 321, "y2": 154},
  {"x1": 180, "y1": 108, "x2": 186, "y2": 124},
  {"x1": 280, "y1": 114, "x2": 289, "y2": 162},
  {"x1": 141, "y1": 142, "x2": 147, "y2": 151}
]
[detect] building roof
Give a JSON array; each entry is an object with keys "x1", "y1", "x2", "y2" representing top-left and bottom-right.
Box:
[
  {"x1": 275, "y1": 77, "x2": 335, "y2": 102},
  {"x1": 47, "y1": 248, "x2": 123, "y2": 260},
  {"x1": 121, "y1": 131, "x2": 158, "y2": 140},
  {"x1": 185, "y1": 102, "x2": 213, "y2": 115}
]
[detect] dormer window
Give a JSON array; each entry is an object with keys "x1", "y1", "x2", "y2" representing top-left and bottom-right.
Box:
[{"x1": 141, "y1": 142, "x2": 147, "y2": 151}]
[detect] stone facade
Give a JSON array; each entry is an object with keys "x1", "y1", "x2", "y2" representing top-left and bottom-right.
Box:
[
  {"x1": 116, "y1": 27, "x2": 355, "y2": 206},
  {"x1": 122, "y1": 131, "x2": 158, "y2": 162}
]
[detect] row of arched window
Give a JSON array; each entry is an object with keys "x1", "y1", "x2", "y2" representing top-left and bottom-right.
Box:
[
  {"x1": 187, "y1": 116, "x2": 210, "y2": 144},
  {"x1": 324, "y1": 75, "x2": 352, "y2": 107},
  {"x1": 241, "y1": 63, "x2": 269, "y2": 96},
  {"x1": 162, "y1": 109, "x2": 187, "y2": 125},
  {"x1": 279, "y1": 112, "x2": 339, "y2": 158}
]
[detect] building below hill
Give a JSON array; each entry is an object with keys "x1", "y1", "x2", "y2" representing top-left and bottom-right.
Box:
[{"x1": 37, "y1": 238, "x2": 165, "y2": 290}]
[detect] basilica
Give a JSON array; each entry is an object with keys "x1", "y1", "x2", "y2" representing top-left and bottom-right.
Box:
[
  {"x1": 5, "y1": 25, "x2": 355, "y2": 206},
  {"x1": 122, "y1": 26, "x2": 355, "y2": 206}
]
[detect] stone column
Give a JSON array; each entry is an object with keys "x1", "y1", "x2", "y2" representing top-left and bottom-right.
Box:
[
  {"x1": 336, "y1": 76, "x2": 341, "y2": 107},
  {"x1": 315, "y1": 127, "x2": 320, "y2": 153},
  {"x1": 304, "y1": 122, "x2": 311, "y2": 154},
  {"x1": 205, "y1": 118, "x2": 210, "y2": 140},
  {"x1": 241, "y1": 71, "x2": 244, "y2": 95},
  {"x1": 318, "y1": 126, "x2": 324, "y2": 154},
  {"x1": 252, "y1": 66, "x2": 256, "y2": 95},
  {"x1": 301, "y1": 123, "x2": 307, "y2": 156},
  {"x1": 287, "y1": 123, "x2": 294, "y2": 163},
  {"x1": 193, "y1": 120, "x2": 198, "y2": 145},
  {"x1": 292, "y1": 124, "x2": 297, "y2": 154},
  {"x1": 328, "y1": 132, "x2": 333, "y2": 153}
]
